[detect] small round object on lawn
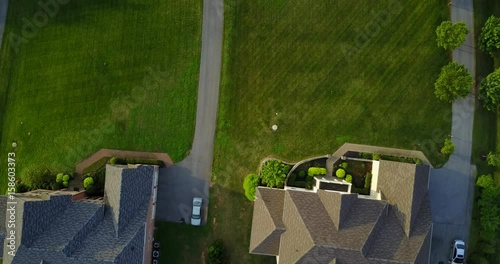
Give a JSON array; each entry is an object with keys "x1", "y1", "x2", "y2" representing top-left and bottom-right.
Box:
[
  {"x1": 272, "y1": 125, "x2": 278, "y2": 131},
  {"x1": 12, "y1": 142, "x2": 17, "y2": 148}
]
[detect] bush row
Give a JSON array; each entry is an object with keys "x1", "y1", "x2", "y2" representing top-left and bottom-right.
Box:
[
  {"x1": 307, "y1": 167, "x2": 326, "y2": 176},
  {"x1": 109, "y1": 157, "x2": 164, "y2": 167}
]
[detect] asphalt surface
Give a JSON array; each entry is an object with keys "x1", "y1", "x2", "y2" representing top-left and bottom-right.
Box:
[
  {"x1": 0, "y1": 0, "x2": 7, "y2": 49},
  {"x1": 429, "y1": 0, "x2": 476, "y2": 262},
  {"x1": 156, "y1": 0, "x2": 223, "y2": 223}
]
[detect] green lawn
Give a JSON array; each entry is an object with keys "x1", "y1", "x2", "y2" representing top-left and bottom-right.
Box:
[
  {"x1": 469, "y1": 0, "x2": 500, "y2": 261},
  {"x1": 0, "y1": 0, "x2": 202, "y2": 193},
  {"x1": 163, "y1": 0, "x2": 451, "y2": 263}
]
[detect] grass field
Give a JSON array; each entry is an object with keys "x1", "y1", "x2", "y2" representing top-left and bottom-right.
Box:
[
  {"x1": 0, "y1": 0, "x2": 202, "y2": 193},
  {"x1": 469, "y1": 0, "x2": 500, "y2": 261},
  {"x1": 161, "y1": 0, "x2": 451, "y2": 262}
]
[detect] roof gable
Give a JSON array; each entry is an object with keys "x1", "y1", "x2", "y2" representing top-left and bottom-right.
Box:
[
  {"x1": 377, "y1": 160, "x2": 429, "y2": 236},
  {"x1": 249, "y1": 187, "x2": 285, "y2": 255}
]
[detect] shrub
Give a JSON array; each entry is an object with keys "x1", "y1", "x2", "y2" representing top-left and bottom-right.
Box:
[
  {"x1": 434, "y1": 62, "x2": 473, "y2": 103},
  {"x1": 307, "y1": 167, "x2": 326, "y2": 177},
  {"x1": 436, "y1": 21, "x2": 469, "y2": 50},
  {"x1": 372, "y1": 153, "x2": 380, "y2": 161},
  {"x1": 336, "y1": 169, "x2": 346, "y2": 178},
  {"x1": 109, "y1": 157, "x2": 118, "y2": 165},
  {"x1": 360, "y1": 152, "x2": 373, "y2": 159},
  {"x1": 208, "y1": 239, "x2": 225, "y2": 264},
  {"x1": 298, "y1": 170, "x2": 306, "y2": 178},
  {"x1": 364, "y1": 172, "x2": 372, "y2": 189},
  {"x1": 346, "y1": 175, "x2": 352, "y2": 183},
  {"x1": 62, "y1": 174, "x2": 70, "y2": 182},
  {"x1": 15, "y1": 183, "x2": 28, "y2": 193},
  {"x1": 50, "y1": 182, "x2": 62, "y2": 190},
  {"x1": 22, "y1": 167, "x2": 54, "y2": 190},
  {"x1": 339, "y1": 162, "x2": 348, "y2": 169},
  {"x1": 83, "y1": 177, "x2": 94, "y2": 189},
  {"x1": 260, "y1": 160, "x2": 288, "y2": 188},
  {"x1": 62, "y1": 181, "x2": 69, "y2": 188},
  {"x1": 441, "y1": 137, "x2": 455, "y2": 155},
  {"x1": 243, "y1": 174, "x2": 259, "y2": 201},
  {"x1": 56, "y1": 173, "x2": 63, "y2": 183},
  {"x1": 413, "y1": 157, "x2": 423, "y2": 164}
]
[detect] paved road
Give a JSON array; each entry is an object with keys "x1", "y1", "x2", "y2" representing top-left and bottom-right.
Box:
[
  {"x1": 429, "y1": 0, "x2": 476, "y2": 263},
  {"x1": 0, "y1": 0, "x2": 8, "y2": 49},
  {"x1": 156, "y1": 0, "x2": 223, "y2": 223}
]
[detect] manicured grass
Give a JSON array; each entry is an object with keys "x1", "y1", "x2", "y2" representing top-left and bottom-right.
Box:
[
  {"x1": 0, "y1": 0, "x2": 202, "y2": 193},
  {"x1": 469, "y1": 0, "x2": 500, "y2": 261},
  {"x1": 159, "y1": 0, "x2": 451, "y2": 263}
]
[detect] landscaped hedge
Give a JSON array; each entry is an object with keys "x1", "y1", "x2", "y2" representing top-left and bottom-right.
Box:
[
  {"x1": 243, "y1": 174, "x2": 259, "y2": 201},
  {"x1": 307, "y1": 167, "x2": 326, "y2": 177},
  {"x1": 109, "y1": 157, "x2": 164, "y2": 167},
  {"x1": 364, "y1": 172, "x2": 372, "y2": 189}
]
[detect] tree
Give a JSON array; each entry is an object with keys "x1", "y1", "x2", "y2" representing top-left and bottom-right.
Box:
[
  {"x1": 62, "y1": 181, "x2": 69, "y2": 188},
  {"x1": 62, "y1": 174, "x2": 70, "y2": 182},
  {"x1": 477, "y1": 174, "x2": 495, "y2": 189},
  {"x1": 260, "y1": 160, "x2": 287, "y2": 188},
  {"x1": 83, "y1": 177, "x2": 94, "y2": 189},
  {"x1": 434, "y1": 62, "x2": 473, "y2": 103},
  {"x1": 480, "y1": 15, "x2": 500, "y2": 57},
  {"x1": 441, "y1": 137, "x2": 455, "y2": 155},
  {"x1": 480, "y1": 68, "x2": 500, "y2": 111},
  {"x1": 436, "y1": 21, "x2": 469, "y2": 50},
  {"x1": 243, "y1": 174, "x2": 259, "y2": 201},
  {"x1": 487, "y1": 151, "x2": 500, "y2": 167}
]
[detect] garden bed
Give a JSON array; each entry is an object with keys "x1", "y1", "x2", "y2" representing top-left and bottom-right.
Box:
[
  {"x1": 287, "y1": 157, "x2": 327, "y2": 189},
  {"x1": 333, "y1": 159, "x2": 372, "y2": 195}
]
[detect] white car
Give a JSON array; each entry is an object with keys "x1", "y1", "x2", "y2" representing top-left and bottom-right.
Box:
[
  {"x1": 191, "y1": 197, "x2": 203, "y2": 226},
  {"x1": 449, "y1": 240, "x2": 465, "y2": 264}
]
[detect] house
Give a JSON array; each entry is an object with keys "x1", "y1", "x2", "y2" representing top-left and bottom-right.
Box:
[
  {"x1": 0, "y1": 164, "x2": 159, "y2": 264},
  {"x1": 249, "y1": 159, "x2": 432, "y2": 263}
]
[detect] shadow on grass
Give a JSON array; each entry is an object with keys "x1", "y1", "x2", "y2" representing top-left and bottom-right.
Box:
[{"x1": 154, "y1": 184, "x2": 276, "y2": 264}]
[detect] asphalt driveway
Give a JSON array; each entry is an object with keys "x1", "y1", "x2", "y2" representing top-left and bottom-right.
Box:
[{"x1": 156, "y1": 0, "x2": 223, "y2": 224}]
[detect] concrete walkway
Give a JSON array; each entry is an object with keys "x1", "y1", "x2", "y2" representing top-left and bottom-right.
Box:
[
  {"x1": 156, "y1": 0, "x2": 224, "y2": 223},
  {"x1": 429, "y1": 0, "x2": 476, "y2": 262},
  {"x1": 0, "y1": 0, "x2": 8, "y2": 49}
]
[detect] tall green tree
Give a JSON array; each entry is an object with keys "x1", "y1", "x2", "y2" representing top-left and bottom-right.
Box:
[
  {"x1": 487, "y1": 151, "x2": 500, "y2": 167},
  {"x1": 436, "y1": 21, "x2": 469, "y2": 50},
  {"x1": 480, "y1": 15, "x2": 500, "y2": 57},
  {"x1": 434, "y1": 62, "x2": 473, "y2": 103},
  {"x1": 479, "y1": 68, "x2": 500, "y2": 111}
]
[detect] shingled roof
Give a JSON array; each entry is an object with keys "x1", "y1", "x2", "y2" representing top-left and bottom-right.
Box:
[
  {"x1": 377, "y1": 160, "x2": 430, "y2": 236},
  {"x1": 2, "y1": 165, "x2": 157, "y2": 264},
  {"x1": 249, "y1": 160, "x2": 432, "y2": 263}
]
